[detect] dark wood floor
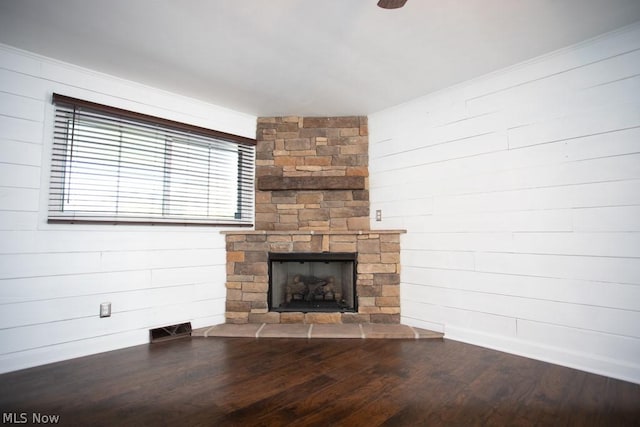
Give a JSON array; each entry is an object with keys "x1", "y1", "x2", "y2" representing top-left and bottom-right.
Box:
[{"x1": 1, "y1": 337, "x2": 639, "y2": 426}]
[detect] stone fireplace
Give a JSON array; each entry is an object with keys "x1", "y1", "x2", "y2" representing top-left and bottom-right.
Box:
[{"x1": 224, "y1": 116, "x2": 405, "y2": 324}]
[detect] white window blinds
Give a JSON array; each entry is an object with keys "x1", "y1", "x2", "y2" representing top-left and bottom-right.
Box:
[{"x1": 49, "y1": 94, "x2": 255, "y2": 225}]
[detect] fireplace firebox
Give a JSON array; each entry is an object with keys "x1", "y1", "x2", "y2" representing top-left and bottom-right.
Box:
[{"x1": 268, "y1": 252, "x2": 357, "y2": 313}]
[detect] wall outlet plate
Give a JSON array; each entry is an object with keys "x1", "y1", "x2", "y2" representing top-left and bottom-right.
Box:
[
  {"x1": 375, "y1": 209, "x2": 382, "y2": 221},
  {"x1": 100, "y1": 302, "x2": 111, "y2": 318}
]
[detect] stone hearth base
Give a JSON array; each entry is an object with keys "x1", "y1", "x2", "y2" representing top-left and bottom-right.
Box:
[{"x1": 223, "y1": 230, "x2": 405, "y2": 324}]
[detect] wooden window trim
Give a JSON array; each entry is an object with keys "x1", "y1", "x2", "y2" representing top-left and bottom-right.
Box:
[{"x1": 52, "y1": 93, "x2": 256, "y2": 146}]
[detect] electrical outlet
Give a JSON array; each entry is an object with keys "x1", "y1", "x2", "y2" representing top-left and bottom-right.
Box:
[
  {"x1": 375, "y1": 209, "x2": 382, "y2": 221},
  {"x1": 100, "y1": 302, "x2": 111, "y2": 318}
]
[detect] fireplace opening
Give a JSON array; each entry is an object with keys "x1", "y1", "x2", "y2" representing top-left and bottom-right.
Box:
[{"x1": 268, "y1": 252, "x2": 357, "y2": 313}]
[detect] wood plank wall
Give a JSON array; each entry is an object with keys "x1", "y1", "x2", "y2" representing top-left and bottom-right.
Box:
[
  {"x1": 369, "y1": 23, "x2": 640, "y2": 383},
  {"x1": 0, "y1": 44, "x2": 256, "y2": 373}
]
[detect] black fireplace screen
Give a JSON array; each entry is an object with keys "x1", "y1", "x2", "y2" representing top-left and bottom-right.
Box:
[{"x1": 268, "y1": 252, "x2": 357, "y2": 313}]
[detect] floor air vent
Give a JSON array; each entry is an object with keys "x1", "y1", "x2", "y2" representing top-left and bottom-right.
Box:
[{"x1": 150, "y1": 322, "x2": 192, "y2": 343}]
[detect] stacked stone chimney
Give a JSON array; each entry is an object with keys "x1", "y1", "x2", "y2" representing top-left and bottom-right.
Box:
[
  {"x1": 255, "y1": 116, "x2": 370, "y2": 231},
  {"x1": 223, "y1": 116, "x2": 404, "y2": 325}
]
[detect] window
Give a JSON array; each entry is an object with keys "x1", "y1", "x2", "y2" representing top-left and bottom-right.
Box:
[{"x1": 48, "y1": 94, "x2": 255, "y2": 225}]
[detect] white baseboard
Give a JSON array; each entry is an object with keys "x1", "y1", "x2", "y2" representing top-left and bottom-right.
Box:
[{"x1": 445, "y1": 325, "x2": 640, "y2": 385}]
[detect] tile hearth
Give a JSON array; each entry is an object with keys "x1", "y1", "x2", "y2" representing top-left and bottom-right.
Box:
[{"x1": 194, "y1": 323, "x2": 444, "y2": 340}]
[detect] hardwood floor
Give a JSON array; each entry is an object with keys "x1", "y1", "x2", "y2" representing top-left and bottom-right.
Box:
[{"x1": 1, "y1": 337, "x2": 638, "y2": 426}]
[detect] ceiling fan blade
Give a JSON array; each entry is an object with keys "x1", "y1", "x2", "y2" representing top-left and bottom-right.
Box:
[{"x1": 377, "y1": 0, "x2": 408, "y2": 9}]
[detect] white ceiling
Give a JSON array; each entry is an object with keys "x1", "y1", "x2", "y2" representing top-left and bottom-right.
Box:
[{"x1": 1, "y1": 0, "x2": 640, "y2": 117}]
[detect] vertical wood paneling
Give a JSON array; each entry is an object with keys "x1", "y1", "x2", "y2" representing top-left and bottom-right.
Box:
[
  {"x1": 0, "y1": 44, "x2": 255, "y2": 374},
  {"x1": 370, "y1": 23, "x2": 640, "y2": 383}
]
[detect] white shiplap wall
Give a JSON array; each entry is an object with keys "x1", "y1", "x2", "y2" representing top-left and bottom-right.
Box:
[
  {"x1": 0, "y1": 44, "x2": 256, "y2": 373},
  {"x1": 369, "y1": 23, "x2": 640, "y2": 383}
]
